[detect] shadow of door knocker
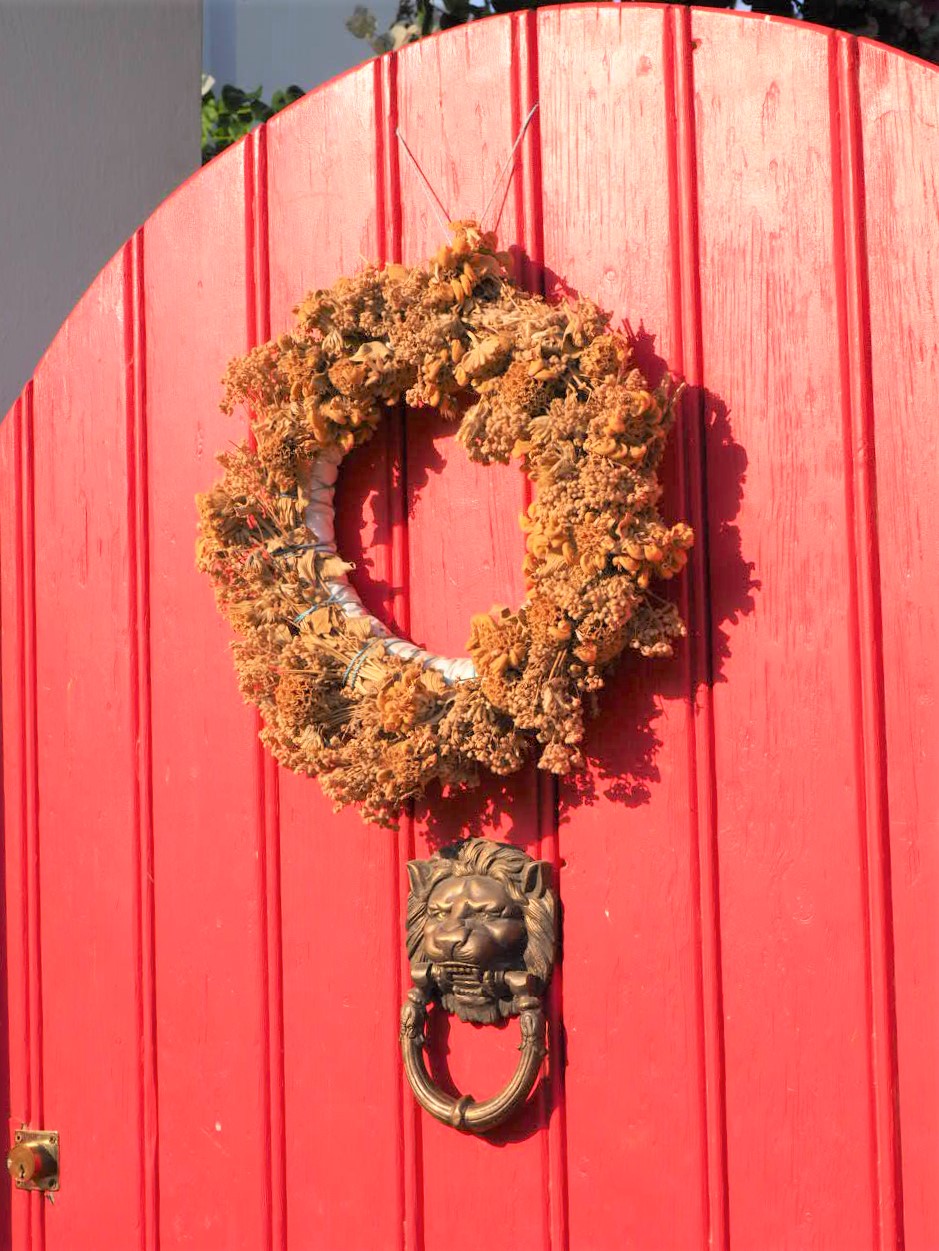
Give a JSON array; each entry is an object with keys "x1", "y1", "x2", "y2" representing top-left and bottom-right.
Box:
[{"x1": 399, "y1": 837, "x2": 559, "y2": 1134}]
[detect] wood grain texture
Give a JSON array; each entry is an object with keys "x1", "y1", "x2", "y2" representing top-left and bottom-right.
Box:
[
  {"x1": 539, "y1": 8, "x2": 714, "y2": 1248},
  {"x1": 394, "y1": 19, "x2": 547, "y2": 1251},
  {"x1": 398, "y1": 17, "x2": 529, "y2": 660},
  {"x1": 833, "y1": 36, "x2": 902, "y2": 1250},
  {"x1": 248, "y1": 125, "x2": 289, "y2": 1251},
  {"x1": 144, "y1": 144, "x2": 271, "y2": 1250},
  {"x1": 0, "y1": 9, "x2": 936, "y2": 1250},
  {"x1": 266, "y1": 65, "x2": 406, "y2": 1251},
  {"x1": 24, "y1": 252, "x2": 143, "y2": 1249},
  {"x1": 0, "y1": 393, "x2": 37, "y2": 1251},
  {"x1": 859, "y1": 37, "x2": 939, "y2": 1251},
  {"x1": 692, "y1": 12, "x2": 880, "y2": 1248},
  {"x1": 129, "y1": 226, "x2": 161, "y2": 1251}
]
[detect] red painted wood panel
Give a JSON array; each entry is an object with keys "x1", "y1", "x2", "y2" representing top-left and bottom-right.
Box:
[
  {"x1": 692, "y1": 14, "x2": 881, "y2": 1248},
  {"x1": 1, "y1": 9, "x2": 937, "y2": 1251},
  {"x1": 859, "y1": 39, "x2": 939, "y2": 1251},
  {"x1": 395, "y1": 19, "x2": 548, "y2": 1251},
  {"x1": 0, "y1": 394, "x2": 39, "y2": 1251},
  {"x1": 143, "y1": 146, "x2": 272, "y2": 1250},
  {"x1": 538, "y1": 8, "x2": 714, "y2": 1248},
  {"x1": 27, "y1": 251, "x2": 149, "y2": 1251},
  {"x1": 266, "y1": 67, "x2": 406, "y2": 1250},
  {"x1": 398, "y1": 18, "x2": 530, "y2": 661}
]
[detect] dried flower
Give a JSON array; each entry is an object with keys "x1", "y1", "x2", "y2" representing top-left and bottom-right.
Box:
[{"x1": 196, "y1": 220, "x2": 692, "y2": 825}]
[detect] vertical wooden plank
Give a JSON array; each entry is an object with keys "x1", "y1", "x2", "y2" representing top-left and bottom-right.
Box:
[
  {"x1": 265, "y1": 65, "x2": 406, "y2": 1251},
  {"x1": 381, "y1": 52, "x2": 425, "y2": 1251},
  {"x1": 398, "y1": 20, "x2": 528, "y2": 661},
  {"x1": 129, "y1": 230, "x2": 161, "y2": 1251},
  {"x1": 692, "y1": 12, "x2": 877, "y2": 1247},
  {"x1": 671, "y1": 12, "x2": 730, "y2": 1247},
  {"x1": 24, "y1": 383, "x2": 44, "y2": 1251},
  {"x1": 30, "y1": 253, "x2": 144, "y2": 1249},
  {"x1": 395, "y1": 19, "x2": 547, "y2": 1251},
  {"x1": 0, "y1": 396, "x2": 34, "y2": 1251},
  {"x1": 514, "y1": 18, "x2": 570, "y2": 1250},
  {"x1": 538, "y1": 7, "x2": 713, "y2": 1248},
  {"x1": 860, "y1": 38, "x2": 939, "y2": 1251},
  {"x1": 832, "y1": 36, "x2": 903, "y2": 1251},
  {"x1": 246, "y1": 124, "x2": 287, "y2": 1251},
  {"x1": 145, "y1": 145, "x2": 270, "y2": 1250}
]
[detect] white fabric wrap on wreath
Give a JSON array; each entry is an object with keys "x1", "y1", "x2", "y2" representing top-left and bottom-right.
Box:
[{"x1": 303, "y1": 450, "x2": 478, "y2": 683}]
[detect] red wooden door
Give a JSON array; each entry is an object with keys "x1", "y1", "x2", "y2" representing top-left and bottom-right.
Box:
[{"x1": 1, "y1": 7, "x2": 937, "y2": 1249}]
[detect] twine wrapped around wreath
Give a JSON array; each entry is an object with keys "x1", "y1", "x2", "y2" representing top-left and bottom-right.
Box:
[{"x1": 196, "y1": 222, "x2": 693, "y2": 826}]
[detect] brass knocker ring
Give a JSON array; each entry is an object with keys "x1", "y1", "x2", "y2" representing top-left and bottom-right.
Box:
[
  {"x1": 400, "y1": 989, "x2": 547, "y2": 1133},
  {"x1": 399, "y1": 837, "x2": 558, "y2": 1135}
]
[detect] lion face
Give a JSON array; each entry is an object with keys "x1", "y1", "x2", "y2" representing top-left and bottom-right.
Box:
[
  {"x1": 406, "y1": 838, "x2": 557, "y2": 1024},
  {"x1": 422, "y1": 873, "x2": 527, "y2": 970}
]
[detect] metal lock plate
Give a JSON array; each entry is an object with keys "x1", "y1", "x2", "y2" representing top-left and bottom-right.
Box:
[{"x1": 7, "y1": 1129, "x2": 59, "y2": 1192}]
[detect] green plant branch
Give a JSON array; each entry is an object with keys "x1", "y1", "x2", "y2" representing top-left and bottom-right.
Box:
[{"x1": 202, "y1": 74, "x2": 305, "y2": 165}]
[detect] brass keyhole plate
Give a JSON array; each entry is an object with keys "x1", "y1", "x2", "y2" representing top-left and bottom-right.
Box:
[{"x1": 6, "y1": 1129, "x2": 59, "y2": 1192}]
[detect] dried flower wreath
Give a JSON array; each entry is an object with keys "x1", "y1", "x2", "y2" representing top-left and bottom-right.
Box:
[{"x1": 196, "y1": 221, "x2": 693, "y2": 826}]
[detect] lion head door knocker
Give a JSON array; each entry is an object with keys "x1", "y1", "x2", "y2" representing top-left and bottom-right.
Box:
[{"x1": 399, "y1": 837, "x2": 558, "y2": 1134}]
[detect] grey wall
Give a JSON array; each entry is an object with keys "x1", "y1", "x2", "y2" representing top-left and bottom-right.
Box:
[
  {"x1": 204, "y1": 0, "x2": 397, "y2": 96},
  {"x1": 0, "y1": 0, "x2": 202, "y2": 418}
]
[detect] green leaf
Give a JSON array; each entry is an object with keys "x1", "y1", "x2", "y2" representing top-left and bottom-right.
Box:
[
  {"x1": 221, "y1": 84, "x2": 247, "y2": 110},
  {"x1": 270, "y1": 85, "x2": 303, "y2": 113}
]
